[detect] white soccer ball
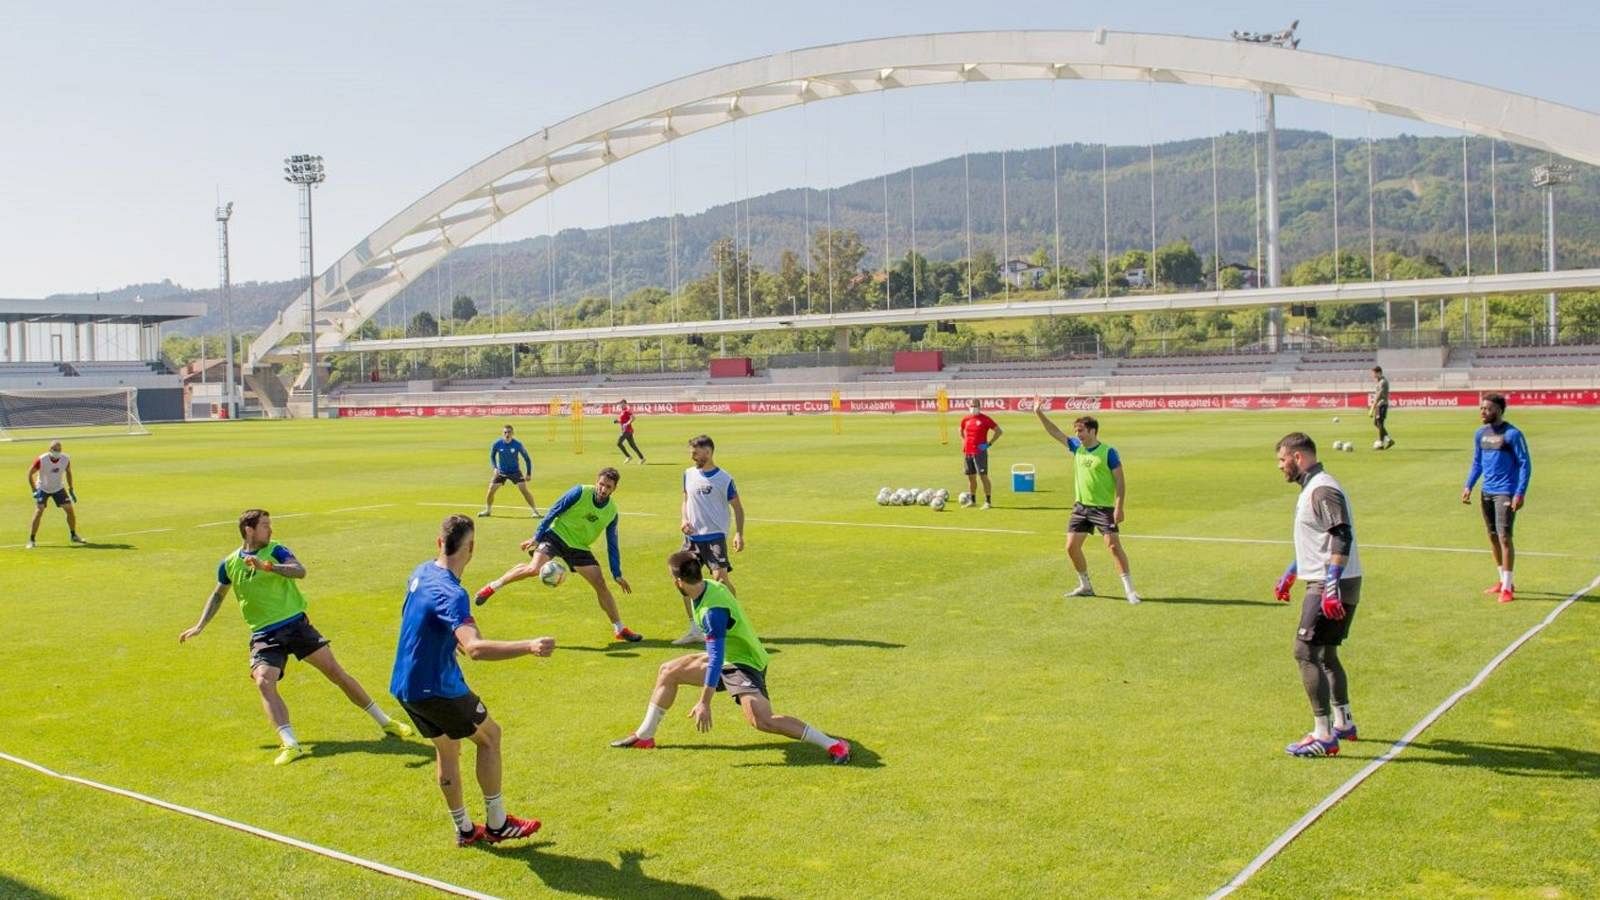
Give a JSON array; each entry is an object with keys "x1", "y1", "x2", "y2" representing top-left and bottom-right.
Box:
[
  {"x1": 1332, "y1": 416, "x2": 1341, "y2": 423},
  {"x1": 538, "y1": 558, "x2": 569, "y2": 587},
  {"x1": 934, "y1": 488, "x2": 949, "y2": 501},
  {"x1": 917, "y1": 489, "x2": 934, "y2": 506},
  {"x1": 1332, "y1": 441, "x2": 1344, "y2": 451},
  {"x1": 931, "y1": 496, "x2": 946, "y2": 511},
  {"x1": 1346, "y1": 444, "x2": 1355, "y2": 452},
  {"x1": 959, "y1": 492, "x2": 974, "y2": 507},
  {"x1": 1372, "y1": 440, "x2": 1383, "y2": 450},
  {"x1": 876, "y1": 488, "x2": 892, "y2": 505}
]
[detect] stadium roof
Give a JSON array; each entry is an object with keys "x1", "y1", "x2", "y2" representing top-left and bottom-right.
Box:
[{"x1": 0, "y1": 297, "x2": 206, "y2": 325}]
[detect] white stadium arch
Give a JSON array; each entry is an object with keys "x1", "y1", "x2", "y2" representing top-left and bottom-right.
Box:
[{"x1": 247, "y1": 29, "x2": 1600, "y2": 365}]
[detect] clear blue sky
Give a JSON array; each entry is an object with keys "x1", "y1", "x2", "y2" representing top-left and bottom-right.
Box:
[{"x1": 1, "y1": 0, "x2": 1593, "y2": 297}]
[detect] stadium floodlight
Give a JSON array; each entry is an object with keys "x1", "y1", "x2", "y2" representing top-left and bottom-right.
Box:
[
  {"x1": 284, "y1": 154, "x2": 327, "y2": 417},
  {"x1": 1230, "y1": 21, "x2": 1299, "y2": 350},
  {"x1": 215, "y1": 201, "x2": 236, "y2": 420},
  {"x1": 1533, "y1": 163, "x2": 1574, "y2": 344}
]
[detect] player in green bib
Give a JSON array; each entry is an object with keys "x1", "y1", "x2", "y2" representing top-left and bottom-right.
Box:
[
  {"x1": 608, "y1": 551, "x2": 851, "y2": 764},
  {"x1": 1033, "y1": 399, "x2": 1141, "y2": 604},
  {"x1": 179, "y1": 508, "x2": 412, "y2": 765},
  {"x1": 474, "y1": 467, "x2": 643, "y2": 643}
]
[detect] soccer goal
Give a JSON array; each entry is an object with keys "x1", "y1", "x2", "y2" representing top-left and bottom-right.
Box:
[{"x1": 0, "y1": 387, "x2": 150, "y2": 440}]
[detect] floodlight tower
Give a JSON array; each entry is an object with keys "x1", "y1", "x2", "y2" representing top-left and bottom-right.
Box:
[
  {"x1": 1533, "y1": 163, "x2": 1573, "y2": 345},
  {"x1": 215, "y1": 201, "x2": 236, "y2": 419},
  {"x1": 1232, "y1": 20, "x2": 1299, "y2": 350},
  {"x1": 283, "y1": 154, "x2": 326, "y2": 417}
]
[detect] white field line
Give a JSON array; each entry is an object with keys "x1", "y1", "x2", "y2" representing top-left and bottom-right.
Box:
[
  {"x1": 0, "y1": 749, "x2": 499, "y2": 900},
  {"x1": 326, "y1": 503, "x2": 397, "y2": 514},
  {"x1": 1126, "y1": 533, "x2": 1576, "y2": 559},
  {"x1": 196, "y1": 511, "x2": 311, "y2": 528},
  {"x1": 1208, "y1": 571, "x2": 1600, "y2": 899}
]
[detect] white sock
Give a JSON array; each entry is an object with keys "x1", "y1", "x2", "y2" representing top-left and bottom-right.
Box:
[
  {"x1": 276, "y1": 724, "x2": 299, "y2": 748},
  {"x1": 488, "y1": 577, "x2": 505, "y2": 591},
  {"x1": 450, "y1": 806, "x2": 472, "y2": 833},
  {"x1": 363, "y1": 701, "x2": 391, "y2": 728},
  {"x1": 637, "y1": 704, "x2": 666, "y2": 739},
  {"x1": 800, "y1": 724, "x2": 835, "y2": 749},
  {"x1": 612, "y1": 620, "x2": 625, "y2": 632},
  {"x1": 1501, "y1": 569, "x2": 1513, "y2": 589},
  {"x1": 1119, "y1": 573, "x2": 1136, "y2": 593},
  {"x1": 1313, "y1": 715, "x2": 1333, "y2": 741},
  {"x1": 484, "y1": 792, "x2": 506, "y2": 831},
  {"x1": 1333, "y1": 704, "x2": 1353, "y2": 729}
]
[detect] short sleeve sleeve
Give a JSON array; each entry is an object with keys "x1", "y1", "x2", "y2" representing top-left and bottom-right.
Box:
[
  {"x1": 270, "y1": 545, "x2": 295, "y2": 564},
  {"x1": 217, "y1": 559, "x2": 231, "y2": 585},
  {"x1": 436, "y1": 585, "x2": 473, "y2": 631},
  {"x1": 726, "y1": 478, "x2": 738, "y2": 500},
  {"x1": 1107, "y1": 447, "x2": 1122, "y2": 469}
]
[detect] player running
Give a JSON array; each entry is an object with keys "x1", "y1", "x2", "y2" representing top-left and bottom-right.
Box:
[
  {"x1": 1368, "y1": 367, "x2": 1394, "y2": 449},
  {"x1": 178, "y1": 509, "x2": 412, "y2": 765},
  {"x1": 27, "y1": 440, "x2": 84, "y2": 548},
  {"x1": 1460, "y1": 393, "x2": 1532, "y2": 604},
  {"x1": 614, "y1": 399, "x2": 646, "y2": 464},
  {"x1": 673, "y1": 434, "x2": 746, "y2": 645},
  {"x1": 391, "y1": 515, "x2": 552, "y2": 847},
  {"x1": 1032, "y1": 400, "x2": 1140, "y2": 604},
  {"x1": 609, "y1": 551, "x2": 850, "y2": 764},
  {"x1": 1272, "y1": 433, "x2": 1362, "y2": 758},
  {"x1": 480, "y1": 424, "x2": 539, "y2": 518},
  {"x1": 473, "y1": 467, "x2": 643, "y2": 643},
  {"x1": 957, "y1": 399, "x2": 1002, "y2": 508}
]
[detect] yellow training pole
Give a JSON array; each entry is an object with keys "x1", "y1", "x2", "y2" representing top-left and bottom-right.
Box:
[
  {"x1": 936, "y1": 388, "x2": 949, "y2": 445},
  {"x1": 570, "y1": 399, "x2": 584, "y2": 454},
  {"x1": 831, "y1": 390, "x2": 842, "y2": 435}
]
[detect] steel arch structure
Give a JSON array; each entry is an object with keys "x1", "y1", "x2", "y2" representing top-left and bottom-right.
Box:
[{"x1": 247, "y1": 29, "x2": 1600, "y2": 365}]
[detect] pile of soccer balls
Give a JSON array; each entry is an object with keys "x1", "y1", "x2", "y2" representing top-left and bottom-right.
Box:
[
  {"x1": 876, "y1": 487, "x2": 950, "y2": 511},
  {"x1": 1329, "y1": 441, "x2": 1357, "y2": 452}
]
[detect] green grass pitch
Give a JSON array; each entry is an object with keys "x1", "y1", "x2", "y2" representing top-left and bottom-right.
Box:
[{"x1": 1, "y1": 408, "x2": 1596, "y2": 898}]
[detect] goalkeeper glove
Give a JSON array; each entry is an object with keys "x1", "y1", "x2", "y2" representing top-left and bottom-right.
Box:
[
  {"x1": 1273, "y1": 562, "x2": 1297, "y2": 602},
  {"x1": 69, "y1": 489, "x2": 77, "y2": 503},
  {"x1": 977, "y1": 442, "x2": 989, "y2": 452},
  {"x1": 1320, "y1": 564, "x2": 1346, "y2": 620},
  {"x1": 32, "y1": 489, "x2": 45, "y2": 504}
]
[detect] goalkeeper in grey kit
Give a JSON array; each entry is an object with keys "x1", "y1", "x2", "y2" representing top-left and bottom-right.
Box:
[{"x1": 1271, "y1": 432, "x2": 1361, "y2": 758}]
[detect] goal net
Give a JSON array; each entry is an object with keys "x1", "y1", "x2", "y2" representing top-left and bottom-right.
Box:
[{"x1": 0, "y1": 387, "x2": 150, "y2": 440}]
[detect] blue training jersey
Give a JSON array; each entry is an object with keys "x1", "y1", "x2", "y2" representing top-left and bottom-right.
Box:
[
  {"x1": 1464, "y1": 422, "x2": 1532, "y2": 497},
  {"x1": 390, "y1": 561, "x2": 474, "y2": 702},
  {"x1": 490, "y1": 438, "x2": 531, "y2": 475}
]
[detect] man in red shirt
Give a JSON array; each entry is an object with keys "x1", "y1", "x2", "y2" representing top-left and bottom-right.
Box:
[
  {"x1": 957, "y1": 399, "x2": 1003, "y2": 509},
  {"x1": 614, "y1": 399, "x2": 646, "y2": 464}
]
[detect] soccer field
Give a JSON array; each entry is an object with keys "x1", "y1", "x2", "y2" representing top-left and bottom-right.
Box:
[{"x1": 1, "y1": 408, "x2": 1596, "y2": 898}]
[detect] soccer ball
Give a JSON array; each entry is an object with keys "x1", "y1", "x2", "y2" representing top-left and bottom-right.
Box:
[
  {"x1": 1332, "y1": 416, "x2": 1341, "y2": 423},
  {"x1": 917, "y1": 489, "x2": 935, "y2": 506},
  {"x1": 538, "y1": 558, "x2": 569, "y2": 587},
  {"x1": 959, "y1": 492, "x2": 974, "y2": 507},
  {"x1": 876, "y1": 488, "x2": 892, "y2": 505},
  {"x1": 1331, "y1": 440, "x2": 1345, "y2": 451},
  {"x1": 931, "y1": 496, "x2": 946, "y2": 511},
  {"x1": 1346, "y1": 443, "x2": 1355, "y2": 452},
  {"x1": 934, "y1": 488, "x2": 949, "y2": 501}
]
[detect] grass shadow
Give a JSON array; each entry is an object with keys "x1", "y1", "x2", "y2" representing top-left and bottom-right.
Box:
[
  {"x1": 1391, "y1": 739, "x2": 1600, "y2": 780},
  {"x1": 493, "y1": 842, "x2": 725, "y2": 899},
  {"x1": 0, "y1": 874, "x2": 63, "y2": 899},
  {"x1": 1133, "y1": 595, "x2": 1285, "y2": 607},
  {"x1": 259, "y1": 737, "x2": 436, "y2": 768},
  {"x1": 763, "y1": 637, "x2": 906, "y2": 650},
  {"x1": 656, "y1": 737, "x2": 883, "y2": 769}
]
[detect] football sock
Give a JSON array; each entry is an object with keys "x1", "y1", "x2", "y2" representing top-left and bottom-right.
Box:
[
  {"x1": 1119, "y1": 573, "x2": 1135, "y2": 593},
  {"x1": 1500, "y1": 569, "x2": 1513, "y2": 589},
  {"x1": 1076, "y1": 571, "x2": 1092, "y2": 588},
  {"x1": 484, "y1": 793, "x2": 506, "y2": 831},
  {"x1": 1333, "y1": 704, "x2": 1353, "y2": 728},
  {"x1": 612, "y1": 621, "x2": 625, "y2": 632},
  {"x1": 450, "y1": 806, "x2": 473, "y2": 833},
  {"x1": 1312, "y1": 716, "x2": 1332, "y2": 741},
  {"x1": 638, "y1": 704, "x2": 666, "y2": 739},
  {"x1": 800, "y1": 724, "x2": 836, "y2": 749},
  {"x1": 363, "y1": 701, "x2": 391, "y2": 728},
  {"x1": 276, "y1": 724, "x2": 299, "y2": 747}
]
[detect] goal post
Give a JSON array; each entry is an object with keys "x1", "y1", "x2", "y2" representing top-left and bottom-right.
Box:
[{"x1": 0, "y1": 387, "x2": 150, "y2": 441}]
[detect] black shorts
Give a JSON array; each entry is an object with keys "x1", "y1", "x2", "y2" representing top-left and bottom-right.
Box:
[
  {"x1": 1480, "y1": 493, "x2": 1516, "y2": 538},
  {"x1": 492, "y1": 471, "x2": 527, "y2": 486},
  {"x1": 1373, "y1": 402, "x2": 1388, "y2": 424},
  {"x1": 535, "y1": 531, "x2": 599, "y2": 570},
  {"x1": 682, "y1": 536, "x2": 733, "y2": 573},
  {"x1": 249, "y1": 616, "x2": 329, "y2": 675},
  {"x1": 1295, "y1": 577, "x2": 1361, "y2": 646},
  {"x1": 715, "y1": 663, "x2": 768, "y2": 705},
  {"x1": 35, "y1": 489, "x2": 70, "y2": 507},
  {"x1": 963, "y1": 451, "x2": 989, "y2": 476},
  {"x1": 398, "y1": 692, "x2": 489, "y2": 740},
  {"x1": 1068, "y1": 503, "x2": 1118, "y2": 534}
]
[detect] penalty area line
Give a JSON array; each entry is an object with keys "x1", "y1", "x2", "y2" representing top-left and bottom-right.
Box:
[
  {"x1": 1125, "y1": 533, "x2": 1575, "y2": 559},
  {"x1": 0, "y1": 749, "x2": 500, "y2": 900},
  {"x1": 1208, "y1": 570, "x2": 1600, "y2": 899}
]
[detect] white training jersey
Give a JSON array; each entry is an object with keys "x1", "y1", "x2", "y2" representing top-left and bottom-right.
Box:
[
  {"x1": 34, "y1": 453, "x2": 69, "y2": 492},
  {"x1": 683, "y1": 466, "x2": 738, "y2": 540},
  {"x1": 1293, "y1": 467, "x2": 1362, "y2": 582}
]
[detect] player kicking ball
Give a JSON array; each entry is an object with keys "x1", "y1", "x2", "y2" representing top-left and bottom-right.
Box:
[
  {"x1": 609, "y1": 550, "x2": 850, "y2": 764},
  {"x1": 473, "y1": 467, "x2": 644, "y2": 643}
]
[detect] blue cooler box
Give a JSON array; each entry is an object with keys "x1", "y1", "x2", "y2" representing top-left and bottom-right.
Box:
[{"x1": 1011, "y1": 463, "x2": 1036, "y2": 492}]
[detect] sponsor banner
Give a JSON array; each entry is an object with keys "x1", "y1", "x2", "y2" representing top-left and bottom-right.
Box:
[{"x1": 335, "y1": 389, "x2": 1600, "y2": 419}]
